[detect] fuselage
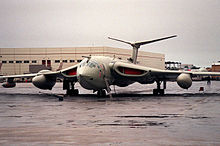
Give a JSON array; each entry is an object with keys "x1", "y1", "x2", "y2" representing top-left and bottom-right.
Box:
[
  {"x1": 75, "y1": 56, "x2": 156, "y2": 91},
  {"x1": 76, "y1": 56, "x2": 114, "y2": 91}
]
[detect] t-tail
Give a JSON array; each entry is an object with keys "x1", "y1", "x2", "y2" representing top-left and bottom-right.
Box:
[{"x1": 108, "y1": 35, "x2": 177, "y2": 64}]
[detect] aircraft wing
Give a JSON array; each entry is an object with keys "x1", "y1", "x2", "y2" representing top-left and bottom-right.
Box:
[
  {"x1": 0, "y1": 63, "x2": 79, "y2": 81},
  {"x1": 111, "y1": 61, "x2": 220, "y2": 83},
  {"x1": 0, "y1": 73, "x2": 38, "y2": 80},
  {"x1": 191, "y1": 72, "x2": 220, "y2": 76}
]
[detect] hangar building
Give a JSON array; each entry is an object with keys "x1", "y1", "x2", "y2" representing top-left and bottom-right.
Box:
[{"x1": 0, "y1": 47, "x2": 165, "y2": 75}]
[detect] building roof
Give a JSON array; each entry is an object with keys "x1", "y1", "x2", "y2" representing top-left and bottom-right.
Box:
[{"x1": 212, "y1": 63, "x2": 220, "y2": 66}]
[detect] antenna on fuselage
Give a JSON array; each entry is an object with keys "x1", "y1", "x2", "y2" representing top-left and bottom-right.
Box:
[{"x1": 108, "y1": 35, "x2": 177, "y2": 64}]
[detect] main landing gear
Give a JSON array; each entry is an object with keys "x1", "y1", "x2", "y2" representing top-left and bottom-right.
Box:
[
  {"x1": 63, "y1": 79, "x2": 79, "y2": 96},
  {"x1": 153, "y1": 80, "x2": 166, "y2": 95}
]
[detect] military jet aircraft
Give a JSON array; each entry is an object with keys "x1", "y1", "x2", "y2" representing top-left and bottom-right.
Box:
[{"x1": 1, "y1": 35, "x2": 220, "y2": 98}]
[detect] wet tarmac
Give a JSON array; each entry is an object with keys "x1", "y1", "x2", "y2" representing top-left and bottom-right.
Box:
[{"x1": 0, "y1": 81, "x2": 220, "y2": 145}]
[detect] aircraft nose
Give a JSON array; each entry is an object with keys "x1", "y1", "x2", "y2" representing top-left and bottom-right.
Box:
[
  {"x1": 77, "y1": 67, "x2": 98, "y2": 90},
  {"x1": 77, "y1": 65, "x2": 105, "y2": 90},
  {"x1": 78, "y1": 69, "x2": 93, "y2": 81},
  {"x1": 78, "y1": 75, "x2": 94, "y2": 84}
]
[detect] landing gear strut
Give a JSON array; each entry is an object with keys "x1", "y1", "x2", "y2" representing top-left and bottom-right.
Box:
[
  {"x1": 153, "y1": 80, "x2": 166, "y2": 95},
  {"x1": 63, "y1": 79, "x2": 79, "y2": 96}
]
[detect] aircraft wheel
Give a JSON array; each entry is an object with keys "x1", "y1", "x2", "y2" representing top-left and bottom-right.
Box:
[
  {"x1": 101, "y1": 90, "x2": 106, "y2": 97},
  {"x1": 97, "y1": 90, "x2": 106, "y2": 97},
  {"x1": 97, "y1": 91, "x2": 101, "y2": 97},
  {"x1": 153, "y1": 89, "x2": 159, "y2": 95},
  {"x1": 66, "y1": 89, "x2": 79, "y2": 96},
  {"x1": 159, "y1": 89, "x2": 164, "y2": 95},
  {"x1": 59, "y1": 97, "x2": 64, "y2": 101},
  {"x1": 153, "y1": 89, "x2": 165, "y2": 95},
  {"x1": 73, "y1": 89, "x2": 79, "y2": 95}
]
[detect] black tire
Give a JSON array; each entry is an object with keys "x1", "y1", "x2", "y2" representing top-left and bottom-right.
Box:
[
  {"x1": 153, "y1": 89, "x2": 165, "y2": 95},
  {"x1": 101, "y1": 90, "x2": 106, "y2": 97},
  {"x1": 97, "y1": 91, "x2": 101, "y2": 97},
  {"x1": 159, "y1": 89, "x2": 164, "y2": 95},
  {"x1": 59, "y1": 97, "x2": 63, "y2": 101},
  {"x1": 153, "y1": 89, "x2": 158, "y2": 95},
  {"x1": 66, "y1": 89, "x2": 79, "y2": 96},
  {"x1": 73, "y1": 89, "x2": 79, "y2": 95},
  {"x1": 66, "y1": 90, "x2": 71, "y2": 95},
  {"x1": 97, "y1": 90, "x2": 106, "y2": 97}
]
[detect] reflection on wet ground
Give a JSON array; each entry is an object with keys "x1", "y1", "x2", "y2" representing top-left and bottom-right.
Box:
[{"x1": 0, "y1": 82, "x2": 220, "y2": 145}]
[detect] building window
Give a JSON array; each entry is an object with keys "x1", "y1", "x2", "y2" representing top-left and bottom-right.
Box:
[
  {"x1": 32, "y1": 60, "x2": 37, "y2": 63},
  {"x1": 55, "y1": 60, "x2": 60, "y2": 63},
  {"x1": 9, "y1": 61, "x2": 14, "y2": 63},
  {"x1": 24, "y1": 60, "x2": 29, "y2": 63},
  {"x1": 77, "y1": 60, "x2": 82, "y2": 62},
  {"x1": 62, "y1": 60, "x2": 67, "y2": 63},
  {"x1": 16, "y1": 61, "x2": 22, "y2": 63},
  {"x1": 42, "y1": 60, "x2": 46, "y2": 65},
  {"x1": 47, "y1": 60, "x2": 51, "y2": 67},
  {"x1": 2, "y1": 61, "x2": 7, "y2": 63},
  {"x1": 70, "y1": 60, "x2": 75, "y2": 63}
]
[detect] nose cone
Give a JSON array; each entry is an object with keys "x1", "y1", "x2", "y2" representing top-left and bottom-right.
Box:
[
  {"x1": 77, "y1": 70, "x2": 94, "y2": 90},
  {"x1": 77, "y1": 66, "x2": 106, "y2": 90}
]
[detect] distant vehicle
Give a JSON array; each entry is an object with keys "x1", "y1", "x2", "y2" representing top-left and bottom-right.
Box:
[
  {"x1": 1, "y1": 35, "x2": 220, "y2": 98},
  {"x1": 0, "y1": 75, "x2": 4, "y2": 83}
]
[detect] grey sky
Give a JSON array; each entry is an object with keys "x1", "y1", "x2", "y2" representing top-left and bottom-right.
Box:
[{"x1": 0, "y1": 0, "x2": 220, "y2": 67}]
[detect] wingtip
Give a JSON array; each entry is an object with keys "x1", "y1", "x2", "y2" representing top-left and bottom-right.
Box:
[{"x1": 166, "y1": 35, "x2": 177, "y2": 39}]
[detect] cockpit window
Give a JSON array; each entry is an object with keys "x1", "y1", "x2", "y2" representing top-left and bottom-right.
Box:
[
  {"x1": 79, "y1": 59, "x2": 100, "y2": 69},
  {"x1": 79, "y1": 58, "x2": 88, "y2": 68},
  {"x1": 87, "y1": 61, "x2": 96, "y2": 68},
  {"x1": 81, "y1": 62, "x2": 86, "y2": 67}
]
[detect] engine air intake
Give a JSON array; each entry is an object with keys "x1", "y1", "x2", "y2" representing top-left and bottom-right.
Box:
[{"x1": 118, "y1": 67, "x2": 144, "y2": 75}]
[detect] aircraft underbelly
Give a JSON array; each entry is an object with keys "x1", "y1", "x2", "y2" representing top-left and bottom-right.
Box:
[{"x1": 78, "y1": 75, "x2": 106, "y2": 90}]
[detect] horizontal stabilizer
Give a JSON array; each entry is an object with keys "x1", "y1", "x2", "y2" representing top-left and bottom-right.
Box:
[
  {"x1": 108, "y1": 35, "x2": 177, "y2": 48},
  {"x1": 108, "y1": 37, "x2": 132, "y2": 45},
  {"x1": 135, "y1": 35, "x2": 177, "y2": 46}
]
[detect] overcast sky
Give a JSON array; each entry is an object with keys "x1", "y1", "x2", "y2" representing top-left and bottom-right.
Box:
[{"x1": 0, "y1": 0, "x2": 220, "y2": 67}]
